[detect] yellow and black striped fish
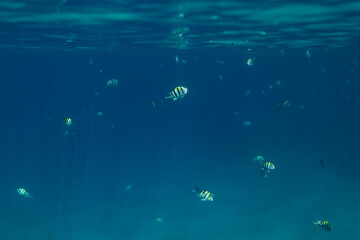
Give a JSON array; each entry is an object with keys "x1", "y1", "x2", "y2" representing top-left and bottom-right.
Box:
[
  {"x1": 64, "y1": 117, "x2": 72, "y2": 127},
  {"x1": 314, "y1": 220, "x2": 332, "y2": 231},
  {"x1": 193, "y1": 186, "x2": 214, "y2": 201},
  {"x1": 263, "y1": 162, "x2": 275, "y2": 171},
  {"x1": 166, "y1": 86, "x2": 188, "y2": 101},
  {"x1": 259, "y1": 162, "x2": 275, "y2": 178}
]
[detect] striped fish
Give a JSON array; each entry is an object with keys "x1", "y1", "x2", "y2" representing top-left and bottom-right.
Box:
[
  {"x1": 259, "y1": 161, "x2": 275, "y2": 178},
  {"x1": 263, "y1": 162, "x2": 275, "y2": 171},
  {"x1": 166, "y1": 86, "x2": 188, "y2": 101},
  {"x1": 106, "y1": 78, "x2": 118, "y2": 87},
  {"x1": 64, "y1": 117, "x2": 72, "y2": 127},
  {"x1": 193, "y1": 186, "x2": 214, "y2": 201},
  {"x1": 314, "y1": 220, "x2": 332, "y2": 231},
  {"x1": 278, "y1": 100, "x2": 290, "y2": 110},
  {"x1": 247, "y1": 58, "x2": 254, "y2": 67},
  {"x1": 17, "y1": 188, "x2": 33, "y2": 199}
]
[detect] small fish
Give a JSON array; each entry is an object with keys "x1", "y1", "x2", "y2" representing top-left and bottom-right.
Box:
[
  {"x1": 247, "y1": 58, "x2": 254, "y2": 67},
  {"x1": 278, "y1": 100, "x2": 290, "y2": 110},
  {"x1": 64, "y1": 117, "x2": 72, "y2": 127},
  {"x1": 258, "y1": 161, "x2": 275, "y2": 178},
  {"x1": 252, "y1": 155, "x2": 265, "y2": 163},
  {"x1": 124, "y1": 184, "x2": 132, "y2": 191},
  {"x1": 193, "y1": 186, "x2": 214, "y2": 201},
  {"x1": 314, "y1": 220, "x2": 332, "y2": 231},
  {"x1": 216, "y1": 59, "x2": 224, "y2": 64},
  {"x1": 252, "y1": 156, "x2": 275, "y2": 178},
  {"x1": 175, "y1": 55, "x2": 179, "y2": 63},
  {"x1": 106, "y1": 78, "x2": 118, "y2": 87},
  {"x1": 153, "y1": 217, "x2": 164, "y2": 223},
  {"x1": 262, "y1": 162, "x2": 275, "y2": 171},
  {"x1": 17, "y1": 188, "x2": 33, "y2": 199},
  {"x1": 306, "y1": 49, "x2": 311, "y2": 59},
  {"x1": 280, "y1": 49, "x2": 285, "y2": 57},
  {"x1": 177, "y1": 12, "x2": 184, "y2": 19},
  {"x1": 165, "y1": 86, "x2": 188, "y2": 101},
  {"x1": 243, "y1": 121, "x2": 252, "y2": 127}
]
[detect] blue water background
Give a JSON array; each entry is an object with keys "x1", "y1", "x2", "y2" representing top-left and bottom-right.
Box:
[{"x1": 0, "y1": 1, "x2": 360, "y2": 240}]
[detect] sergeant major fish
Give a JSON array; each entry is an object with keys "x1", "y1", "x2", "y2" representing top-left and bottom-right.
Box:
[
  {"x1": 64, "y1": 117, "x2": 72, "y2": 127},
  {"x1": 252, "y1": 156, "x2": 275, "y2": 178},
  {"x1": 278, "y1": 100, "x2": 290, "y2": 110},
  {"x1": 106, "y1": 78, "x2": 118, "y2": 87},
  {"x1": 165, "y1": 86, "x2": 188, "y2": 101},
  {"x1": 193, "y1": 186, "x2": 214, "y2": 201},
  {"x1": 314, "y1": 220, "x2": 332, "y2": 231},
  {"x1": 17, "y1": 188, "x2": 33, "y2": 199},
  {"x1": 259, "y1": 161, "x2": 275, "y2": 178},
  {"x1": 63, "y1": 117, "x2": 73, "y2": 136},
  {"x1": 247, "y1": 58, "x2": 254, "y2": 67}
]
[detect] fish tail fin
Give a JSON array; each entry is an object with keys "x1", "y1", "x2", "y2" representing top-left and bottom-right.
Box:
[
  {"x1": 26, "y1": 194, "x2": 34, "y2": 199},
  {"x1": 193, "y1": 186, "x2": 200, "y2": 193},
  {"x1": 258, "y1": 169, "x2": 267, "y2": 178}
]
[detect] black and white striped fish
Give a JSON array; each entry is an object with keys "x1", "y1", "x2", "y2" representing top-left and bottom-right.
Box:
[
  {"x1": 314, "y1": 220, "x2": 332, "y2": 231},
  {"x1": 262, "y1": 161, "x2": 275, "y2": 171},
  {"x1": 258, "y1": 161, "x2": 276, "y2": 178},
  {"x1": 193, "y1": 186, "x2": 214, "y2": 201},
  {"x1": 106, "y1": 78, "x2": 118, "y2": 87},
  {"x1": 278, "y1": 100, "x2": 290, "y2": 110},
  {"x1": 17, "y1": 188, "x2": 33, "y2": 199},
  {"x1": 166, "y1": 86, "x2": 188, "y2": 101}
]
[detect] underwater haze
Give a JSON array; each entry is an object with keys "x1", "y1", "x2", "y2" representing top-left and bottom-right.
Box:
[{"x1": 0, "y1": 0, "x2": 360, "y2": 239}]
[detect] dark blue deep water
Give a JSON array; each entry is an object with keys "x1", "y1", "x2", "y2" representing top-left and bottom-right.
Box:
[{"x1": 0, "y1": 1, "x2": 360, "y2": 239}]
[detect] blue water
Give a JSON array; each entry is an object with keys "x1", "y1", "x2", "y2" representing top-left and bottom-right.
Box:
[{"x1": 0, "y1": 1, "x2": 360, "y2": 239}]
